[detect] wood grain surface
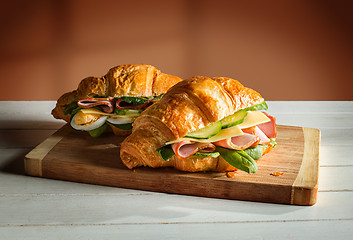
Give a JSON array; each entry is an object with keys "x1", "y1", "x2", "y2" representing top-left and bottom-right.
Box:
[{"x1": 24, "y1": 124, "x2": 320, "y2": 205}]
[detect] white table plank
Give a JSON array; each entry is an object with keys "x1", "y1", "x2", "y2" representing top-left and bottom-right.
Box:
[
  {"x1": 318, "y1": 167, "x2": 353, "y2": 191},
  {"x1": 0, "y1": 192, "x2": 352, "y2": 225},
  {"x1": 274, "y1": 113, "x2": 353, "y2": 129},
  {"x1": 320, "y1": 145, "x2": 353, "y2": 166},
  {"x1": 267, "y1": 101, "x2": 353, "y2": 113},
  {"x1": 1, "y1": 220, "x2": 352, "y2": 240},
  {"x1": 320, "y1": 128, "x2": 353, "y2": 145},
  {"x1": 0, "y1": 101, "x2": 62, "y2": 130}
]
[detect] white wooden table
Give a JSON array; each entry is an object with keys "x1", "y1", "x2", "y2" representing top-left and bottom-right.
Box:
[{"x1": 0, "y1": 101, "x2": 352, "y2": 239}]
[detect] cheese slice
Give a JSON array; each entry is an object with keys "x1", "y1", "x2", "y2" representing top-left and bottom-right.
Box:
[
  {"x1": 166, "y1": 125, "x2": 244, "y2": 144},
  {"x1": 237, "y1": 111, "x2": 270, "y2": 129},
  {"x1": 80, "y1": 108, "x2": 140, "y2": 118}
]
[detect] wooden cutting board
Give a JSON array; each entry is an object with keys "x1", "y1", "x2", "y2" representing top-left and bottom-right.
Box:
[{"x1": 24, "y1": 125, "x2": 320, "y2": 205}]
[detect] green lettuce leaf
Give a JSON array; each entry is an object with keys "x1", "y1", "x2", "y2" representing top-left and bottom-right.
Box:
[
  {"x1": 156, "y1": 145, "x2": 175, "y2": 161},
  {"x1": 64, "y1": 102, "x2": 81, "y2": 116},
  {"x1": 216, "y1": 146, "x2": 258, "y2": 173},
  {"x1": 243, "y1": 145, "x2": 264, "y2": 160},
  {"x1": 117, "y1": 94, "x2": 165, "y2": 106},
  {"x1": 269, "y1": 139, "x2": 277, "y2": 148}
]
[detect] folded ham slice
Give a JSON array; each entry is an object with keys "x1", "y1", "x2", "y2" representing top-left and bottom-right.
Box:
[
  {"x1": 172, "y1": 140, "x2": 216, "y2": 159},
  {"x1": 257, "y1": 112, "x2": 276, "y2": 138},
  {"x1": 255, "y1": 126, "x2": 271, "y2": 144},
  {"x1": 77, "y1": 97, "x2": 115, "y2": 113},
  {"x1": 213, "y1": 133, "x2": 260, "y2": 150}
]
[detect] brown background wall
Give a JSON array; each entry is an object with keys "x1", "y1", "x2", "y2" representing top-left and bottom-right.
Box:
[{"x1": 1, "y1": 0, "x2": 352, "y2": 101}]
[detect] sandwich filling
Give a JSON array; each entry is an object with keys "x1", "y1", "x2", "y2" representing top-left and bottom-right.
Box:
[
  {"x1": 156, "y1": 102, "x2": 277, "y2": 173},
  {"x1": 64, "y1": 95, "x2": 164, "y2": 137}
]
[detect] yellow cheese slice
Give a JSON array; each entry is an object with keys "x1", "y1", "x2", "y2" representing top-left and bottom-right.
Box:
[
  {"x1": 237, "y1": 111, "x2": 270, "y2": 129},
  {"x1": 166, "y1": 125, "x2": 244, "y2": 144},
  {"x1": 80, "y1": 108, "x2": 140, "y2": 118}
]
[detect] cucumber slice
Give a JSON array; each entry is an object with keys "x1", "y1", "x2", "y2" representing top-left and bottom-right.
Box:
[
  {"x1": 88, "y1": 123, "x2": 109, "y2": 137},
  {"x1": 185, "y1": 121, "x2": 222, "y2": 139},
  {"x1": 244, "y1": 101, "x2": 268, "y2": 111},
  {"x1": 220, "y1": 110, "x2": 248, "y2": 129},
  {"x1": 194, "y1": 152, "x2": 220, "y2": 158}
]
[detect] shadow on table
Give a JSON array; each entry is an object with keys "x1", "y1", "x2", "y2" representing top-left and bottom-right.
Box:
[
  {"x1": 0, "y1": 119, "x2": 63, "y2": 175},
  {"x1": 0, "y1": 148, "x2": 29, "y2": 175}
]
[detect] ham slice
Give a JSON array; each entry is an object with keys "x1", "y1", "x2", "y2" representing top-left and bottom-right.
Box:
[
  {"x1": 257, "y1": 112, "x2": 276, "y2": 138},
  {"x1": 115, "y1": 99, "x2": 156, "y2": 110},
  {"x1": 213, "y1": 134, "x2": 260, "y2": 150},
  {"x1": 213, "y1": 126, "x2": 271, "y2": 150},
  {"x1": 241, "y1": 126, "x2": 256, "y2": 135},
  {"x1": 171, "y1": 140, "x2": 216, "y2": 159},
  {"x1": 77, "y1": 97, "x2": 115, "y2": 113},
  {"x1": 254, "y1": 126, "x2": 270, "y2": 144}
]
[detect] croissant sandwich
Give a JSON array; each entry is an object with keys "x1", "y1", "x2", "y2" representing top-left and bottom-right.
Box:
[
  {"x1": 51, "y1": 64, "x2": 182, "y2": 137},
  {"x1": 120, "y1": 76, "x2": 277, "y2": 173}
]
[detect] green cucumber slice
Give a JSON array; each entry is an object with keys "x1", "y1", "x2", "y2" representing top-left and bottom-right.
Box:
[
  {"x1": 244, "y1": 101, "x2": 268, "y2": 111},
  {"x1": 88, "y1": 123, "x2": 109, "y2": 137},
  {"x1": 194, "y1": 152, "x2": 220, "y2": 158},
  {"x1": 185, "y1": 121, "x2": 222, "y2": 139},
  {"x1": 114, "y1": 109, "x2": 143, "y2": 115},
  {"x1": 220, "y1": 110, "x2": 248, "y2": 129}
]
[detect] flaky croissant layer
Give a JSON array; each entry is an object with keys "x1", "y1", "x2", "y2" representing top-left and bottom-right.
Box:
[{"x1": 120, "y1": 76, "x2": 267, "y2": 172}]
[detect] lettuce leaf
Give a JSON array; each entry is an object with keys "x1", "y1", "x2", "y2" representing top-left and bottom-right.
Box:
[
  {"x1": 64, "y1": 102, "x2": 81, "y2": 116},
  {"x1": 156, "y1": 145, "x2": 175, "y2": 162},
  {"x1": 216, "y1": 146, "x2": 258, "y2": 173},
  {"x1": 117, "y1": 94, "x2": 165, "y2": 106},
  {"x1": 243, "y1": 145, "x2": 264, "y2": 160}
]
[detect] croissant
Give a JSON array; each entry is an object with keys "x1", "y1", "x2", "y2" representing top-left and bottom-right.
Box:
[
  {"x1": 120, "y1": 76, "x2": 277, "y2": 172},
  {"x1": 51, "y1": 64, "x2": 182, "y2": 136}
]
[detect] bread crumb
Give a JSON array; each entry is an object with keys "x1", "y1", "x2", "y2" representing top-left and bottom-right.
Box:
[
  {"x1": 271, "y1": 172, "x2": 284, "y2": 176},
  {"x1": 226, "y1": 171, "x2": 236, "y2": 178}
]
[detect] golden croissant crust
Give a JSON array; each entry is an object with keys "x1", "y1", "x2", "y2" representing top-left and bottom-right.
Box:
[
  {"x1": 120, "y1": 76, "x2": 265, "y2": 172},
  {"x1": 51, "y1": 64, "x2": 182, "y2": 123}
]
